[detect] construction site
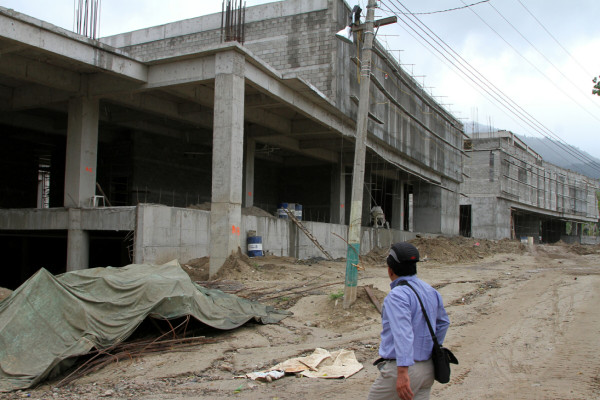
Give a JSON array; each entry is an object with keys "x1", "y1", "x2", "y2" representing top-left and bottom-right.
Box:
[{"x1": 1, "y1": 0, "x2": 599, "y2": 398}]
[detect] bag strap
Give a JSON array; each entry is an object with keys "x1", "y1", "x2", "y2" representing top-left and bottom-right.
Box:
[{"x1": 396, "y1": 280, "x2": 441, "y2": 348}]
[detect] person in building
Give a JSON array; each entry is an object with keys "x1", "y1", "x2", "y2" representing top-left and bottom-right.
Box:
[{"x1": 368, "y1": 242, "x2": 450, "y2": 400}]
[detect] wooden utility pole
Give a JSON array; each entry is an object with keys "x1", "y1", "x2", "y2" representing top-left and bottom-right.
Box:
[{"x1": 343, "y1": 0, "x2": 378, "y2": 309}]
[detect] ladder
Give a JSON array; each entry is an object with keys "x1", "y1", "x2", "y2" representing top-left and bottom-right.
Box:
[{"x1": 283, "y1": 208, "x2": 333, "y2": 260}]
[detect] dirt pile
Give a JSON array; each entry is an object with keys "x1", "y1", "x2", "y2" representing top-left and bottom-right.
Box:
[
  {"x1": 409, "y1": 236, "x2": 526, "y2": 264},
  {"x1": 213, "y1": 248, "x2": 255, "y2": 281},
  {"x1": 360, "y1": 246, "x2": 389, "y2": 265},
  {"x1": 548, "y1": 241, "x2": 600, "y2": 255},
  {"x1": 181, "y1": 257, "x2": 210, "y2": 281},
  {"x1": 0, "y1": 287, "x2": 12, "y2": 301},
  {"x1": 187, "y1": 202, "x2": 211, "y2": 211}
]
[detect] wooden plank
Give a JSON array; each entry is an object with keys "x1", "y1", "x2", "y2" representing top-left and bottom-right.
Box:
[{"x1": 363, "y1": 285, "x2": 382, "y2": 314}]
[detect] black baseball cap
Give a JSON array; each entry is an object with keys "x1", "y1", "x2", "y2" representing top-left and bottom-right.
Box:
[{"x1": 389, "y1": 242, "x2": 420, "y2": 263}]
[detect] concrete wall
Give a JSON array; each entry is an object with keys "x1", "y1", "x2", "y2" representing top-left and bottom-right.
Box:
[
  {"x1": 102, "y1": 0, "x2": 335, "y2": 97},
  {"x1": 467, "y1": 197, "x2": 512, "y2": 239},
  {"x1": 133, "y1": 203, "x2": 418, "y2": 264},
  {"x1": 0, "y1": 207, "x2": 135, "y2": 231},
  {"x1": 134, "y1": 204, "x2": 211, "y2": 265},
  {"x1": 412, "y1": 178, "x2": 460, "y2": 235},
  {"x1": 582, "y1": 235, "x2": 600, "y2": 245}
]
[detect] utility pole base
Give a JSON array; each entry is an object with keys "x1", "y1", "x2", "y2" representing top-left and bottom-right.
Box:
[{"x1": 343, "y1": 285, "x2": 358, "y2": 309}]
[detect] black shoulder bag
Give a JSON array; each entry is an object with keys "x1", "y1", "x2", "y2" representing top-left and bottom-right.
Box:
[{"x1": 398, "y1": 280, "x2": 458, "y2": 384}]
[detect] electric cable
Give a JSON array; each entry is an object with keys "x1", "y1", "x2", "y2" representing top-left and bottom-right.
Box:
[
  {"x1": 514, "y1": 0, "x2": 594, "y2": 78},
  {"x1": 380, "y1": 0, "x2": 600, "y2": 175}
]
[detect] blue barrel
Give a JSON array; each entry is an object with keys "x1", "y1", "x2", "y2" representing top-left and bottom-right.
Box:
[
  {"x1": 295, "y1": 203, "x2": 303, "y2": 221},
  {"x1": 247, "y1": 236, "x2": 264, "y2": 257},
  {"x1": 277, "y1": 202, "x2": 289, "y2": 219}
]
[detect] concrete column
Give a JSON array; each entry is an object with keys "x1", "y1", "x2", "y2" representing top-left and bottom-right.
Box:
[
  {"x1": 64, "y1": 97, "x2": 98, "y2": 271},
  {"x1": 244, "y1": 138, "x2": 255, "y2": 208},
  {"x1": 362, "y1": 167, "x2": 372, "y2": 226},
  {"x1": 67, "y1": 208, "x2": 89, "y2": 271},
  {"x1": 209, "y1": 51, "x2": 245, "y2": 277},
  {"x1": 391, "y1": 180, "x2": 404, "y2": 230},
  {"x1": 330, "y1": 162, "x2": 345, "y2": 225},
  {"x1": 413, "y1": 181, "x2": 442, "y2": 234},
  {"x1": 64, "y1": 97, "x2": 99, "y2": 208}
]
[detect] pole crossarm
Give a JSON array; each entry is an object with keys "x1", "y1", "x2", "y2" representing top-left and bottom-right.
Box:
[{"x1": 351, "y1": 16, "x2": 397, "y2": 31}]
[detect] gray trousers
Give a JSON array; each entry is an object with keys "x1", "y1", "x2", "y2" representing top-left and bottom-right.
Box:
[{"x1": 367, "y1": 359, "x2": 435, "y2": 400}]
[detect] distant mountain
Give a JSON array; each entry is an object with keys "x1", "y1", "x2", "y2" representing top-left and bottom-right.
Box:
[
  {"x1": 516, "y1": 135, "x2": 600, "y2": 181},
  {"x1": 462, "y1": 121, "x2": 600, "y2": 180}
]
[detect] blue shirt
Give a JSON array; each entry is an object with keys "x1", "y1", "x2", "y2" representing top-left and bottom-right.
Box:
[{"x1": 378, "y1": 275, "x2": 450, "y2": 366}]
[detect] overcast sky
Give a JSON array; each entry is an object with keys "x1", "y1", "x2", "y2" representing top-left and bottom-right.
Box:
[{"x1": 2, "y1": 0, "x2": 599, "y2": 160}]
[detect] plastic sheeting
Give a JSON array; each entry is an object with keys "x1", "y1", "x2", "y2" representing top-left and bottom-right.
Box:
[{"x1": 0, "y1": 260, "x2": 289, "y2": 392}]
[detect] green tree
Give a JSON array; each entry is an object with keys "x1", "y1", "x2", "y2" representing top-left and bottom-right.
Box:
[{"x1": 594, "y1": 76, "x2": 600, "y2": 96}]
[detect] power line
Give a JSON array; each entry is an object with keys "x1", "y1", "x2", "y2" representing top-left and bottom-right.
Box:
[
  {"x1": 482, "y1": 1, "x2": 600, "y2": 117},
  {"x1": 408, "y1": 0, "x2": 489, "y2": 15},
  {"x1": 459, "y1": 0, "x2": 600, "y2": 169},
  {"x1": 514, "y1": 0, "x2": 594, "y2": 78},
  {"x1": 379, "y1": 0, "x2": 600, "y2": 174}
]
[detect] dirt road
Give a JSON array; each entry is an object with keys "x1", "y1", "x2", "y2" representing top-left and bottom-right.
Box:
[{"x1": 6, "y1": 238, "x2": 600, "y2": 399}]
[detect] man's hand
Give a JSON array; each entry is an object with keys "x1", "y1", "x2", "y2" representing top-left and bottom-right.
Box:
[{"x1": 396, "y1": 366, "x2": 413, "y2": 400}]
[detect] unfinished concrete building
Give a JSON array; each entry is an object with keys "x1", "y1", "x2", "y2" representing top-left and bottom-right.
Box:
[
  {"x1": 0, "y1": 0, "x2": 464, "y2": 289},
  {"x1": 460, "y1": 131, "x2": 600, "y2": 243}
]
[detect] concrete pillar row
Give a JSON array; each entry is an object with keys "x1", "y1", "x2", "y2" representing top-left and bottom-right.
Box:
[
  {"x1": 209, "y1": 51, "x2": 246, "y2": 277},
  {"x1": 64, "y1": 97, "x2": 99, "y2": 271}
]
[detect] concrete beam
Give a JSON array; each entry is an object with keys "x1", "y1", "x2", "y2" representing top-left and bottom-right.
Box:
[
  {"x1": 0, "y1": 55, "x2": 143, "y2": 102},
  {"x1": 0, "y1": 11, "x2": 147, "y2": 82},
  {"x1": 299, "y1": 138, "x2": 348, "y2": 150},
  {"x1": 244, "y1": 108, "x2": 291, "y2": 135},
  {"x1": 166, "y1": 85, "x2": 215, "y2": 107},
  {"x1": 291, "y1": 119, "x2": 334, "y2": 134},
  {"x1": 0, "y1": 110, "x2": 65, "y2": 133},
  {"x1": 245, "y1": 93, "x2": 282, "y2": 108},
  {"x1": 115, "y1": 120, "x2": 185, "y2": 138},
  {"x1": 0, "y1": 43, "x2": 26, "y2": 55},
  {"x1": 254, "y1": 134, "x2": 339, "y2": 163},
  {"x1": 105, "y1": 92, "x2": 213, "y2": 129},
  {"x1": 0, "y1": 53, "x2": 82, "y2": 92},
  {"x1": 244, "y1": 63, "x2": 355, "y2": 138},
  {"x1": 11, "y1": 84, "x2": 71, "y2": 110},
  {"x1": 145, "y1": 56, "x2": 216, "y2": 89}
]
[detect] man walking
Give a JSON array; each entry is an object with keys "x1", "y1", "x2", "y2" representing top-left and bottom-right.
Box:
[{"x1": 368, "y1": 242, "x2": 450, "y2": 400}]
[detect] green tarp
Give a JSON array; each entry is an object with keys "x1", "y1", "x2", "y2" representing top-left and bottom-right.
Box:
[{"x1": 0, "y1": 260, "x2": 289, "y2": 392}]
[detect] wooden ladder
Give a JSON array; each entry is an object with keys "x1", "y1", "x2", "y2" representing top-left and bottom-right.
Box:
[{"x1": 283, "y1": 208, "x2": 333, "y2": 260}]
